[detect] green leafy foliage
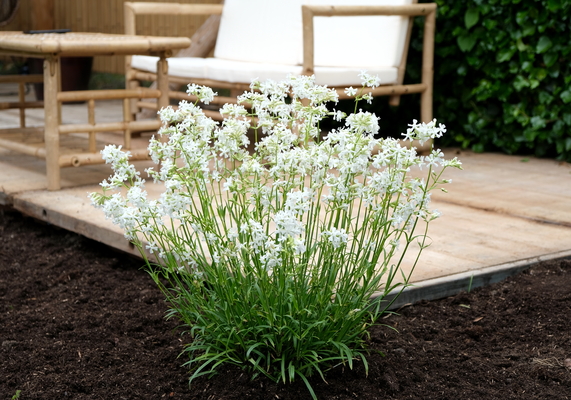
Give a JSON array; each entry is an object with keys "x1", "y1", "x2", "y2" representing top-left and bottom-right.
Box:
[
  {"x1": 417, "y1": 0, "x2": 571, "y2": 161},
  {"x1": 352, "y1": 0, "x2": 570, "y2": 162}
]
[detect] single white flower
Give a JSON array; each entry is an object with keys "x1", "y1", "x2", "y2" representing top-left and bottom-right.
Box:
[
  {"x1": 321, "y1": 227, "x2": 349, "y2": 249},
  {"x1": 358, "y1": 71, "x2": 381, "y2": 88},
  {"x1": 344, "y1": 86, "x2": 357, "y2": 97}
]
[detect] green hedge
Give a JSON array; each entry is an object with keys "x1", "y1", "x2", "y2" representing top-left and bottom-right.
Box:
[
  {"x1": 357, "y1": 0, "x2": 571, "y2": 161},
  {"x1": 429, "y1": 0, "x2": 571, "y2": 161}
]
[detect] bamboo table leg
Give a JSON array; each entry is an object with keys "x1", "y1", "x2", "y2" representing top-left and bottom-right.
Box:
[{"x1": 44, "y1": 56, "x2": 61, "y2": 191}]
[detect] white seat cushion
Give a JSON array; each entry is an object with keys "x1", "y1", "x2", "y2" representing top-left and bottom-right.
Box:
[
  {"x1": 131, "y1": 55, "x2": 210, "y2": 80},
  {"x1": 132, "y1": 56, "x2": 398, "y2": 86},
  {"x1": 313, "y1": 65, "x2": 398, "y2": 86},
  {"x1": 207, "y1": 58, "x2": 398, "y2": 85}
]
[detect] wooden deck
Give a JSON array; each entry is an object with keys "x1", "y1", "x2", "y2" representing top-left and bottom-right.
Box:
[{"x1": 2, "y1": 84, "x2": 570, "y2": 306}]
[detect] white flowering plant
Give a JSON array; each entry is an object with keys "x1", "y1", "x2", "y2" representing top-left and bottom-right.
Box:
[{"x1": 90, "y1": 73, "x2": 461, "y2": 399}]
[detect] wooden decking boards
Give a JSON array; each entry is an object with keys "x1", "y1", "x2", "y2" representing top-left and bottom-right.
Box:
[{"x1": 1, "y1": 90, "x2": 570, "y2": 305}]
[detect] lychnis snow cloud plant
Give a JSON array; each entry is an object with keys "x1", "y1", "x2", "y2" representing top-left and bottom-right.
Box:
[{"x1": 91, "y1": 73, "x2": 461, "y2": 399}]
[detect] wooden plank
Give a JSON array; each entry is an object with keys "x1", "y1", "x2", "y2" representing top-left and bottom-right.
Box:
[
  {"x1": 1, "y1": 93, "x2": 571, "y2": 304},
  {"x1": 6, "y1": 149, "x2": 571, "y2": 287},
  {"x1": 380, "y1": 249, "x2": 571, "y2": 310},
  {"x1": 408, "y1": 200, "x2": 571, "y2": 283},
  {"x1": 31, "y1": 0, "x2": 55, "y2": 31},
  {"x1": 13, "y1": 188, "x2": 141, "y2": 258},
  {"x1": 0, "y1": 147, "x2": 155, "y2": 198},
  {"x1": 10, "y1": 175, "x2": 571, "y2": 300},
  {"x1": 432, "y1": 151, "x2": 571, "y2": 225}
]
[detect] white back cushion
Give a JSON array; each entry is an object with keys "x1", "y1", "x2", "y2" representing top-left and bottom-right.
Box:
[
  {"x1": 308, "y1": 0, "x2": 412, "y2": 68},
  {"x1": 214, "y1": 0, "x2": 412, "y2": 69},
  {"x1": 214, "y1": 0, "x2": 304, "y2": 65}
]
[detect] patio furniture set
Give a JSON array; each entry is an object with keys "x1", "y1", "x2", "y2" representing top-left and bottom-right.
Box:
[{"x1": 0, "y1": 0, "x2": 436, "y2": 190}]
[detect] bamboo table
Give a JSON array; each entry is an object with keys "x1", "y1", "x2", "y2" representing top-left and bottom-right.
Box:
[{"x1": 0, "y1": 32, "x2": 191, "y2": 190}]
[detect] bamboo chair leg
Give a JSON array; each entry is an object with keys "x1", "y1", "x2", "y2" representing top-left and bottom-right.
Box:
[
  {"x1": 420, "y1": 90, "x2": 432, "y2": 123},
  {"x1": 88, "y1": 99, "x2": 97, "y2": 153},
  {"x1": 421, "y1": 9, "x2": 436, "y2": 124},
  {"x1": 18, "y1": 82, "x2": 26, "y2": 128},
  {"x1": 388, "y1": 95, "x2": 401, "y2": 107},
  {"x1": 127, "y1": 73, "x2": 141, "y2": 119},
  {"x1": 123, "y1": 98, "x2": 132, "y2": 149},
  {"x1": 156, "y1": 56, "x2": 170, "y2": 143}
]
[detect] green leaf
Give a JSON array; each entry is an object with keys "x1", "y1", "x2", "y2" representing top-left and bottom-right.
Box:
[
  {"x1": 529, "y1": 79, "x2": 540, "y2": 89},
  {"x1": 457, "y1": 35, "x2": 477, "y2": 52},
  {"x1": 515, "y1": 11, "x2": 527, "y2": 26},
  {"x1": 560, "y1": 90, "x2": 571, "y2": 104},
  {"x1": 543, "y1": 52, "x2": 559, "y2": 68},
  {"x1": 530, "y1": 116, "x2": 546, "y2": 130},
  {"x1": 531, "y1": 68, "x2": 547, "y2": 82},
  {"x1": 563, "y1": 113, "x2": 571, "y2": 126},
  {"x1": 513, "y1": 75, "x2": 529, "y2": 91},
  {"x1": 483, "y1": 19, "x2": 498, "y2": 30},
  {"x1": 554, "y1": 120, "x2": 565, "y2": 133},
  {"x1": 465, "y1": 8, "x2": 480, "y2": 29},
  {"x1": 496, "y1": 47, "x2": 516, "y2": 63},
  {"x1": 514, "y1": 135, "x2": 527, "y2": 143},
  {"x1": 548, "y1": 65, "x2": 560, "y2": 79},
  {"x1": 521, "y1": 61, "x2": 532, "y2": 72},
  {"x1": 524, "y1": 129, "x2": 538, "y2": 141},
  {"x1": 516, "y1": 38, "x2": 528, "y2": 52},
  {"x1": 538, "y1": 91, "x2": 554, "y2": 105},
  {"x1": 536, "y1": 36, "x2": 553, "y2": 54},
  {"x1": 547, "y1": 0, "x2": 561, "y2": 12},
  {"x1": 566, "y1": 137, "x2": 571, "y2": 152},
  {"x1": 522, "y1": 23, "x2": 536, "y2": 37}
]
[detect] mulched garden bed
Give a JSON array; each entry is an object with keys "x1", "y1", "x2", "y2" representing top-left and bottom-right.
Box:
[{"x1": 1, "y1": 208, "x2": 570, "y2": 399}]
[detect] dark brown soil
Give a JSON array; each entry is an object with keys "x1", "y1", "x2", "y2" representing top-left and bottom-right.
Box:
[{"x1": 1, "y1": 208, "x2": 570, "y2": 400}]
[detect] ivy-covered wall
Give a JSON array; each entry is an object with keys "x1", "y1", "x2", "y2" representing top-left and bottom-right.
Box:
[
  {"x1": 428, "y1": 0, "x2": 571, "y2": 161},
  {"x1": 361, "y1": 0, "x2": 570, "y2": 161}
]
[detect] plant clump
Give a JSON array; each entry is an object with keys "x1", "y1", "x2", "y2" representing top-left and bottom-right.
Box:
[{"x1": 91, "y1": 73, "x2": 461, "y2": 399}]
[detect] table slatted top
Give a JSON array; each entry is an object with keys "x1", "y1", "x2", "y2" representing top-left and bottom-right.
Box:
[{"x1": 0, "y1": 32, "x2": 191, "y2": 57}]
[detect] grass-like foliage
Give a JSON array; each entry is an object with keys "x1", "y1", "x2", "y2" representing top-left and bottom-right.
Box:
[{"x1": 91, "y1": 73, "x2": 461, "y2": 399}]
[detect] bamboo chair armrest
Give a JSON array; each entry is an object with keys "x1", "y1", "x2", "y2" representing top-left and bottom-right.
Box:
[
  {"x1": 301, "y1": 3, "x2": 436, "y2": 18},
  {"x1": 301, "y1": 3, "x2": 437, "y2": 76},
  {"x1": 124, "y1": 2, "x2": 224, "y2": 35},
  {"x1": 125, "y1": 2, "x2": 223, "y2": 17}
]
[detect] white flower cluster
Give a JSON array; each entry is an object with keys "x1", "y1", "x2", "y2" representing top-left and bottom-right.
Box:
[{"x1": 91, "y1": 73, "x2": 461, "y2": 280}]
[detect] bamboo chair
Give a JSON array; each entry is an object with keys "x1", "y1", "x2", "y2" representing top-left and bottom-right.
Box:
[{"x1": 125, "y1": 0, "x2": 437, "y2": 151}]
